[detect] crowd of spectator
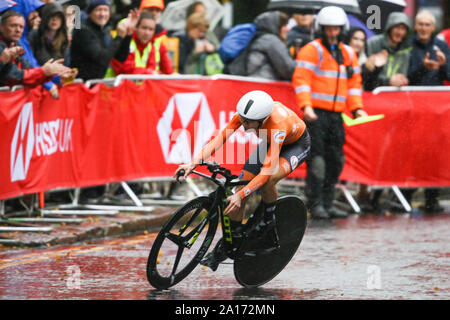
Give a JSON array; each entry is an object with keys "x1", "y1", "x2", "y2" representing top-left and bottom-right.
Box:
[{"x1": 1, "y1": 0, "x2": 449, "y2": 215}]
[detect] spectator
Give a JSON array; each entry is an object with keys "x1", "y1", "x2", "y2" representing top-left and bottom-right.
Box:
[
  {"x1": 364, "y1": 12, "x2": 412, "y2": 91},
  {"x1": 292, "y1": 6, "x2": 367, "y2": 219},
  {"x1": 246, "y1": 11, "x2": 296, "y2": 81},
  {"x1": 400, "y1": 10, "x2": 449, "y2": 213},
  {"x1": 171, "y1": 12, "x2": 219, "y2": 74},
  {"x1": 108, "y1": 12, "x2": 173, "y2": 75},
  {"x1": 0, "y1": 10, "x2": 72, "y2": 87},
  {"x1": 185, "y1": 0, "x2": 226, "y2": 41},
  {"x1": 186, "y1": 1, "x2": 206, "y2": 17},
  {"x1": 346, "y1": 27, "x2": 368, "y2": 66},
  {"x1": 140, "y1": 0, "x2": 164, "y2": 22},
  {"x1": 29, "y1": 2, "x2": 72, "y2": 99},
  {"x1": 10, "y1": 0, "x2": 44, "y2": 70},
  {"x1": 408, "y1": 10, "x2": 450, "y2": 86},
  {"x1": 9, "y1": 0, "x2": 64, "y2": 98},
  {"x1": 287, "y1": 13, "x2": 314, "y2": 58},
  {"x1": 70, "y1": 0, "x2": 136, "y2": 80},
  {"x1": 28, "y1": 2, "x2": 70, "y2": 66}
]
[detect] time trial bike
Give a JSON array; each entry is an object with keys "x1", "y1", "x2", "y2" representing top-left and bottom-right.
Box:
[{"x1": 146, "y1": 161, "x2": 307, "y2": 289}]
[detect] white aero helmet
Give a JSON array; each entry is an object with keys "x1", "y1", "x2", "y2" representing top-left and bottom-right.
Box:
[
  {"x1": 236, "y1": 90, "x2": 274, "y2": 121},
  {"x1": 314, "y1": 6, "x2": 350, "y2": 32}
]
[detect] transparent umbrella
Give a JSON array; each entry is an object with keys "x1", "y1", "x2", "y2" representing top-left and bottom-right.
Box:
[
  {"x1": 160, "y1": 0, "x2": 225, "y2": 32},
  {"x1": 267, "y1": 0, "x2": 362, "y2": 15}
]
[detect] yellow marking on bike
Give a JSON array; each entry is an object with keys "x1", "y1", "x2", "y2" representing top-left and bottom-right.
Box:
[
  {"x1": 189, "y1": 232, "x2": 200, "y2": 246},
  {"x1": 178, "y1": 224, "x2": 187, "y2": 236},
  {"x1": 223, "y1": 216, "x2": 232, "y2": 243}
]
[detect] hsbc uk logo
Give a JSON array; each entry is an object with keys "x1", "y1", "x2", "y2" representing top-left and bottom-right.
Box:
[
  {"x1": 10, "y1": 103, "x2": 34, "y2": 182},
  {"x1": 157, "y1": 93, "x2": 216, "y2": 164},
  {"x1": 10, "y1": 102, "x2": 74, "y2": 182}
]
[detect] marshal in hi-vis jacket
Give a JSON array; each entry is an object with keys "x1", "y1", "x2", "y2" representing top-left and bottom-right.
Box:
[{"x1": 292, "y1": 38, "x2": 363, "y2": 113}]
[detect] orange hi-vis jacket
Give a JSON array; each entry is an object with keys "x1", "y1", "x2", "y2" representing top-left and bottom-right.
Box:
[{"x1": 292, "y1": 39, "x2": 363, "y2": 113}]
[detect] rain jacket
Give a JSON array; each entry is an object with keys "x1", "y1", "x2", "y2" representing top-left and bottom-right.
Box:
[
  {"x1": 292, "y1": 38, "x2": 363, "y2": 113},
  {"x1": 246, "y1": 11, "x2": 296, "y2": 81},
  {"x1": 12, "y1": 0, "x2": 57, "y2": 90},
  {"x1": 171, "y1": 29, "x2": 220, "y2": 74},
  {"x1": 109, "y1": 31, "x2": 173, "y2": 75},
  {"x1": 70, "y1": 17, "x2": 131, "y2": 80},
  {"x1": 408, "y1": 33, "x2": 450, "y2": 86},
  {"x1": 364, "y1": 12, "x2": 412, "y2": 90},
  {"x1": 28, "y1": 2, "x2": 70, "y2": 66},
  {"x1": 0, "y1": 34, "x2": 50, "y2": 87}
]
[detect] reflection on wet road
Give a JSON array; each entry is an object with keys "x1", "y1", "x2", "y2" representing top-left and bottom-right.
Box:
[{"x1": 0, "y1": 213, "x2": 449, "y2": 299}]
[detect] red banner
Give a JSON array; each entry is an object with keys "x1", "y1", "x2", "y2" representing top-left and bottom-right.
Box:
[{"x1": 1, "y1": 78, "x2": 449, "y2": 200}]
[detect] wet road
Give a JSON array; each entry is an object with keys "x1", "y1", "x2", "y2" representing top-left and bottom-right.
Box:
[{"x1": 0, "y1": 212, "x2": 449, "y2": 300}]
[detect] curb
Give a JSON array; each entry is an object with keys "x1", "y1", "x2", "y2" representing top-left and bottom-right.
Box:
[{"x1": 0, "y1": 207, "x2": 175, "y2": 248}]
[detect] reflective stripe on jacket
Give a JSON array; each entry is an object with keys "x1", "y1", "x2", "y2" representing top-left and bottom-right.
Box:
[
  {"x1": 105, "y1": 37, "x2": 163, "y2": 78},
  {"x1": 292, "y1": 39, "x2": 363, "y2": 113}
]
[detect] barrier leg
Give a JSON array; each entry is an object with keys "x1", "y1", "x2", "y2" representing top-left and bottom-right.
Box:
[
  {"x1": 45, "y1": 188, "x2": 120, "y2": 216},
  {"x1": 391, "y1": 186, "x2": 412, "y2": 212},
  {"x1": 337, "y1": 184, "x2": 361, "y2": 213},
  {"x1": 120, "y1": 182, "x2": 144, "y2": 207}
]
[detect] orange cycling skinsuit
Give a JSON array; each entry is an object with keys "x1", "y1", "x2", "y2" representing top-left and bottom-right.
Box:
[
  {"x1": 182, "y1": 90, "x2": 310, "y2": 270},
  {"x1": 192, "y1": 102, "x2": 309, "y2": 200}
]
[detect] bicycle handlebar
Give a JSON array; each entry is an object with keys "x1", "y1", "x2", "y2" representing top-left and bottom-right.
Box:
[
  {"x1": 176, "y1": 161, "x2": 249, "y2": 187},
  {"x1": 199, "y1": 161, "x2": 238, "y2": 181}
]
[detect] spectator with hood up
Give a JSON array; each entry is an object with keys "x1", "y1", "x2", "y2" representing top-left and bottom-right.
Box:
[
  {"x1": 28, "y1": 2, "x2": 70, "y2": 67},
  {"x1": 364, "y1": 12, "x2": 412, "y2": 91},
  {"x1": 246, "y1": 10, "x2": 296, "y2": 81}
]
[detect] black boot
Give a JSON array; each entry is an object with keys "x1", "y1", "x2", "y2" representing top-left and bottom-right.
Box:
[
  {"x1": 245, "y1": 215, "x2": 280, "y2": 255},
  {"x1": 200, "y1": 224, "x2": 244, "y2": 271},
  {"x1": 326, "y1": 206, "x2": 348, "y2": 218},
  {"x1": 200, "y1": 238, "x2": 227, "y2": 271},
  {"x1": 310, "y1": 204, "x2": 330, "y2": 219}
]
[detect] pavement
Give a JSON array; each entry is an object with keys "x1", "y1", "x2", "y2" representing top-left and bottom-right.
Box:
[
  {"x1": 0, "y1": 205, "x2": 176, "y2": 248},
  {"x1": 1, "y1": 183, "x2": 449, "y2": 249}
]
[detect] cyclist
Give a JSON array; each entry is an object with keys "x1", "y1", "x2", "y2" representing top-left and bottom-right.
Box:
[{"x1": 174, "y1": 90, "x2": 310, "y2": 270}]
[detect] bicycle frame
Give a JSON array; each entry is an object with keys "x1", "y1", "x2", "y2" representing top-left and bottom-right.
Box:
[{"x1": 185, "y1": 163, "x2": 249, "y2": 252}]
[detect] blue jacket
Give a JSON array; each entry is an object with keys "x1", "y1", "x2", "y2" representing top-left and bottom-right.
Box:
[
  {"x1": 13, "y1": 0, "x2": 56, "y2": 90},
  {"x1": 408, "y1": 33, "x2": 450, "y2": 86}
]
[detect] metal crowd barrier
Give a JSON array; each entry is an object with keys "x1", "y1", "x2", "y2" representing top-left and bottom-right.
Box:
[{"x1": 2, "y1": 78, "x2": 449, "y2": 241}]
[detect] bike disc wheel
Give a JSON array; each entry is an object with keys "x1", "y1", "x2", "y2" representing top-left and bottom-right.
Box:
[
  {"x1": 234, "y1": 196, "x2": 307, "y2": 288},
  {"x1": 147, "y1": 196, "x2": 218, "y2": 290}
]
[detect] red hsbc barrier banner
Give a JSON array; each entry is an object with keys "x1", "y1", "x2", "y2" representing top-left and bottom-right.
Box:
[{"x1": 0, "y1": 78, "x2": 449, "y2": 200}]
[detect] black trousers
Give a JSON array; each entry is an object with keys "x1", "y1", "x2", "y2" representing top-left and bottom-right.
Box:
[{"x1": 305, "y1": 109, "x2": 346, "y2": 209}]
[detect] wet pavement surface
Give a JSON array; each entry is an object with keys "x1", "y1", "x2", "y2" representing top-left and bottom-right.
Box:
[{"x1": 0, "y1": 211, "x2": 449, "y2": 300}]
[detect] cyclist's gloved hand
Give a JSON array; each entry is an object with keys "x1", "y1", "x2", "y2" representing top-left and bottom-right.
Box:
[{"x1": 174, "y1": 163, "x2": 197, "y2": 181}]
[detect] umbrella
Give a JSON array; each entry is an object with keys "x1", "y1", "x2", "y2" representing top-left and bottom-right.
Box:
[
  {"x1": 358, "y1": 0, "x2": 407, "y2": 34},
  {"x1": 0, "y1": 0, "x2": 16, "y2": 12},
  {"x1": 160, "y1": 0, "x2": 225, "y2": 32},
  {"x1": 267, "y1": 0, "x2": 362, "y2": 16},
  {"x1": 347, "y1": 13, "x2": 376, "y2": 39}
]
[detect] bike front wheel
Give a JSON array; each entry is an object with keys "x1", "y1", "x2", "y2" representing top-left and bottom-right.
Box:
[{"x1": 147, "y1": 196, "x2": 218, "y2": 290}]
